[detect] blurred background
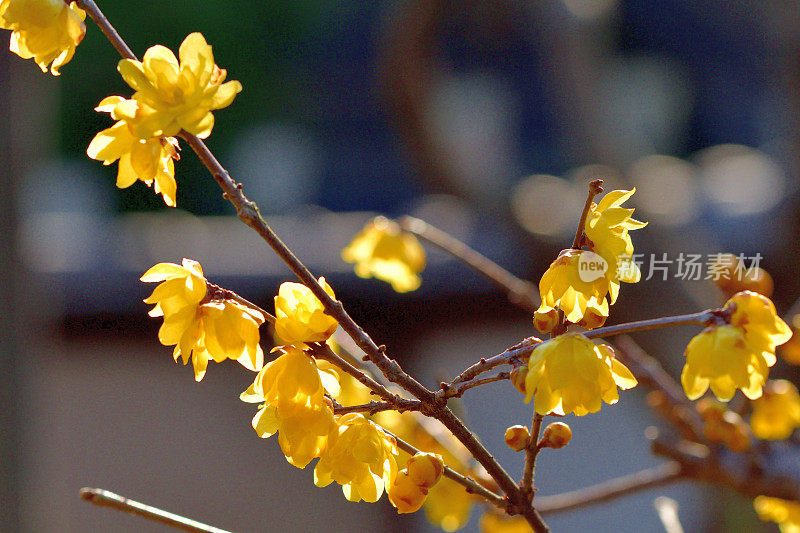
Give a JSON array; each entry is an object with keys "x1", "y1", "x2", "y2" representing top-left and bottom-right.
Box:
[{"x1": 2, "y1": 0, "x2": 800, "y2": 531}]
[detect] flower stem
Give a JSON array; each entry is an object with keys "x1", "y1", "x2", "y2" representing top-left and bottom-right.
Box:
[
  {"x1": 571, "y1": 179, "x2": 603, "y2": 249},
  {"x1": 521, "y1": 413, "x2": 544, "y2": 498},
  {"x1": 584, "y1": 310, "x2": 716, "y2": 339}
]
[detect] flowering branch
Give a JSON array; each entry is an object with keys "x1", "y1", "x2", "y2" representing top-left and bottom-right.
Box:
[
  {"x1": 535, "y1": 462, "x2": 684, "y2": 514},
  {"x1": 80, "y1": 487, "x2": 230, "y2": 533},
  {"x1": 205, "y1": 282, "x2": 276, "y2": 324},
  {"x1": 445, "y1": 336, "x2": 540, "y2": 389},
  {"x1": 397, "y1": 216, "x2": 539, "y2": 313}
]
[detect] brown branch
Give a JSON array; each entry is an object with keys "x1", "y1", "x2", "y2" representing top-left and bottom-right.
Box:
[
  {"x1": 75, "y1": 1, "x2": 137, "y2": 60},
  {"x1": 572, "y1": 179, "x2": 603, "y2": 249},
  {"x1": 535, "y1": 462, "x2": 684, "y2": 515},
  {"x1": 438, "y1": 372, "x2": 510, "y2": 400},
  {"x1": 446, "y1": 336, "x2": 541, "y2": 388},
  {"x1": 80, "y1": 487, "x2": 231, "y2": 533},
  {"x1": 521, "y1": 414, "x2": 545, "y2": 498},
  {"x1": 332, "y1": 400, "x2": 404, "y2": 416},
  {"x1": 584, "y1": 310, "x2": 717, "y2": 340},
  {"x1": 397, "y1": 216, "x2": 539, "y2": 313}
]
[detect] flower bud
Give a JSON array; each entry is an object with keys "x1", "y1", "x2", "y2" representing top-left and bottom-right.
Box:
[
  {"x1": 736, "y1": 267, "x2": 774, "y2": 298},
  {"x1": 406, "y1": 452, "x2": 444, "y2": 489},
  {"x1": 504, "y1": 425, "x2": 530, "y2": 452},
  {"x1": 387, "y1": 470, "x2": 427, "y2": 513},
  {"x1": 540, "y1": 422, "x2": 571, "y2": 449},
  {"x1": 578, "y1": 306, "x2": 607, "y2": 329},
  {"x1": 710, "y1": 253, "x2": 742, "y2": 293},
  {"x1": 533, "y1": 308, "x2": 559, "y2": 334},
  {"x1": 510, "y1": 364, "x2": 528, "y2": 395}
]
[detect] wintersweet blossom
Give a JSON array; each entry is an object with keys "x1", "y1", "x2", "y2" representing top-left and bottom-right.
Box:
[
  {"x1": 754, "y1": 496, "x2": 800, "y2": 533},
  {"x1": 681, "y1": 325, "x2": 771, "y2": 401},
  {"x1": 273, "y1": 278, "x2": 338, "y2": 345},
  {"x1": 115, "y1": 32, "x2": 242, "y2": 139},
  {"x1": 241, "y1": 347, "x2": 337, "y2": 468},
  {"x1": 314, "y1": 413, "x2": 398, "y2": 503},
  {"x1": 387, "y1": 470, "x2": 427, "y2": 513},
  {"x1": 750, "y1": 380, "x2": 800, "y2": 440},
  {"x1": 524, "y1": 334, "x2": 637, "y2": 416},
  {"x1": 728, "y1": 291, "x2": 792, "y2": 353},
  {"x1": 584, "y1": 188, "x2": 646, "y2": 283},
  {"x1": 141, "y1": 259, "x2": 265, "y2": 380},
  {"x1": 342, "y1": 216, "x2": 426, "y2": 292},
  {"x1": 0, "y1": 0, "x2": 85, "y2": 74},
  {"x1": 536, "y1": 249, "x2": 615, "y2": 326},
  {"x1": 87, "y1": 96, "x2": 179, "y2": 206}
]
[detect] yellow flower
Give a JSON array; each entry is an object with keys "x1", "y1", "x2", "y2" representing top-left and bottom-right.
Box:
[
  {"x1": 524, "y1": 333, "x2": 637, "y2": 416},
  {"x1": 728, "y1": 291, "x2": 792, "y2": 353},
  {"x1": 681, "y1": 325, "x2": 772, "y2": 401},
  {"x1": 479, "y1": 512, "x2": 533, "y2": 533},
  {"x1": 314, "y1": 413, "x2": 398, "y2": 503},
  {"x1": 423, "y1": 477, "x2": 476, "y2": 531},
  {"x1": 0, "y1": 0, "x2": 85, "y2": 75},
  {"x1": 115, "y1": 32, "x2": 242, "y2": 139},
  {"x1": 342, "y1": 216, "x2": 425, "y2": 292},
  {"x1": 87, "y1": 96, "x2": 179, "y2": 207},
  {"x1": 274, "y1": 278, "x2": 338, "y2": 345},
  {"x1": 387, "y1": 469, "x2": 427, "y2": 513},
  {"x1": 750, "y1": 380, "x2": 800, "y2": 440},
  {"x1": 584, "y1": 188, "x2": 647, "y2": 283},
  {"x1": 241, "y1": 347, "x2": 337, "y2": 468},
  {"x1": 141, "y1": 259, "x2": 265, "y2": 380},
  {"x1": 536, "y1": 249, "x2": 615, "y2": 325},
  {"x1": 754, "y1": 496, "x2": 800, "y2": 533}
]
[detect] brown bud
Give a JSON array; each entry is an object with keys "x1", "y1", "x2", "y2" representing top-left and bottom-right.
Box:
[
  {"x1": 510, "y1": 364, "x2": 528, "y2": 395},
  {"x1": 534, "y1": 308, "x2": 559, "y2": 334},
  {"x1": 406, "y1": 453, "x2": 444, "y2": 489},
  {"x1": 504, "y1": 425, "x2": 530, "y2": 452},
  {"x1": 540, "y1": 422, "x2": 572, "y2": 449},
  {"x1": 578, "y1": 308, "x2": 607, "y2": 329}
]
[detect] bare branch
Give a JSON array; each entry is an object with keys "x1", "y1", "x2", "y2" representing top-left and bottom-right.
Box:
[
  {"x1": 535, "y1": 462, "x2": 684, "y2": 515},
  {"x1": 80, "y1": 488, "x2": 231, "y2": 533},
  {"x1": 397, "y1": 216, "x2": 539, "y2": 313}
]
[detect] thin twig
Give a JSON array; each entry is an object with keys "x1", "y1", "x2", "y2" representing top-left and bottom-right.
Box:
[
  {"x1": 331, "y1": 399, "x2": 421, "y2": 416},
  {"x1": 397, "y1": 216, "x2": 539, "y2": 313},
  {"x1": 75, "y1": 1, "x2": 137, "y2": 60},
  {"x1": 438, "y1": 372, "x2": 510, "y2": 400},
  {"x1": 585, "y1": 311, "x2": 717, "y2": 340},
  {"x1": 534, "y1": 462, "x2": 684, "y2": 515},
  {"x1": 521, "y1": 414, "x2": 544, "y2": 498},
  {"x1": 80, "y1": 488, "x2": 232, "y2": 533},
  {"x1": 572, "y1": 179, "x2": 603, "y2": 249},
  {"x1": 446, "y1": 336, "x2": 540, "y2": 388},
  {"x1": 206, "y1": 282, "x2": 275, "y2": 324}
]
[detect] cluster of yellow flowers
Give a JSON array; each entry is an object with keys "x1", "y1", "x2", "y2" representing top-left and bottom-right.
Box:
[
  {"x1": 534, "y1": 188, "x2": 646, "y2": 332},
  {"x1": 86, "y1": 33, "x2": 241, "y2": 205},
  {"x1": 681, "y1": 290, "x2": 791, "y2": 402},
  {"x1": 141, "y1": 259, "x2": 265, "y2": 381},
  {"x1": 0, "y1": 0, "x2": 85, "y2": 75}
]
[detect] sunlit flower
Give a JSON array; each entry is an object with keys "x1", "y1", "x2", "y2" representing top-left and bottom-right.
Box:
[
  {"x1": 87, "y1": 96, "x2": 179, "y2": 206},
  {"x1": 241, "y1": 347, "x2": 337, "y2": 468},
  {"x1": 0, "y1": 0, "x2": 85, "y2": 74},
  {"x1": 388, "y1": 469, "x2": 427, "y2": 513},
  {"x1": 342, "y1": 216, "x2": 425, "y2": 292},
  {"x1": 423, "y1": 477, "x2": 476, "y2": 532},
  {"x1": 406, "y1": 452, "x2": 444, "y2": 489},
  {"x1": 754, "y1": 496, "x2": 800, "y2": 533},
  {"x1": 728, "y1": 291, "x2": 792, "y2": 353},
  {"x1": 750, "y1": 380, "x2": 800, "y2": 441},
  {"x1": 681, "y1": 325, "x2": 772, "y2": 401},
  {"x1": 115, "y1": 32, "x2": 242, "y2": 139},
  {"x1": 536, "y1": 249, "x2": 614, "y2": 325},
  {"x1": 274, "y1": 278, "x2": 338, "y2": 345},
  {"x1": 314, "y1": 413, "x2": 398, "y2": 503},
  {"x1": 141, "y1": 259, "x2": 265, "y2": 380},
  {"x1": 584, "y1": 188, "x2": 646, "y2": 283},
  {"x1": 524, "y1": 333, "x2": 637, "y2": 416}
]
